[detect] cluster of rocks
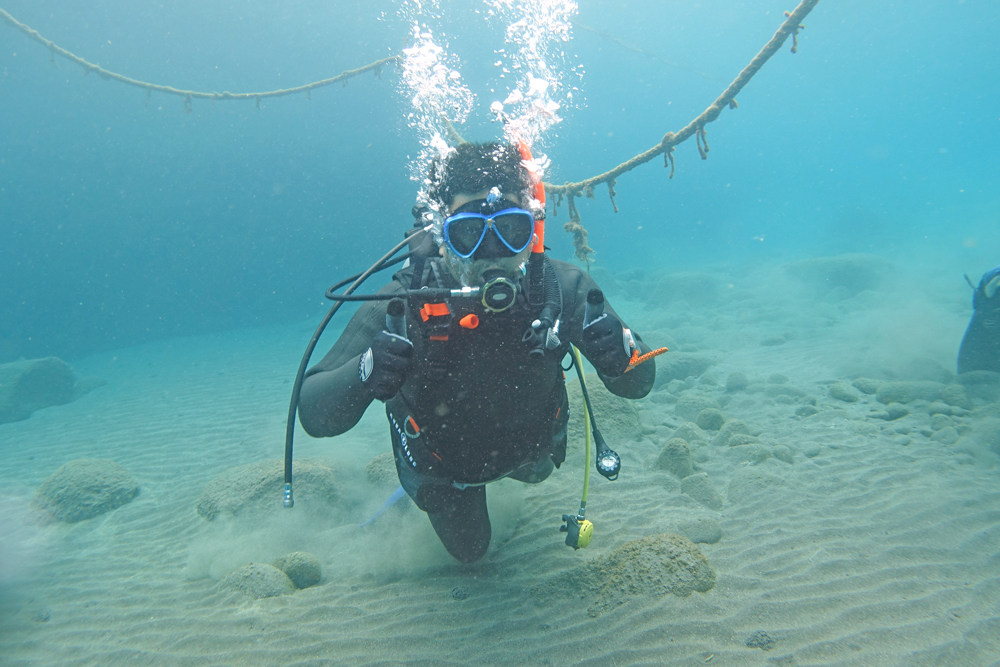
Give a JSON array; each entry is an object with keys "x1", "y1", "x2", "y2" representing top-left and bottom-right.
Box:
[
  {"x1": 219, "y1": 551, "x2": 322, "y2": 599},
  {"x1": 653, "y1": 398, "x2": 794, "y2": 499},
  {"x1": 818, "y1": 375, "x2": 996, "y2": 447}
]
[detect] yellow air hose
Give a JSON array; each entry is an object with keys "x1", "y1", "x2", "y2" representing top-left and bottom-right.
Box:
[
  {"x1": 562, "y1": 345, "x2": 594, "y2": 549},
  {"x1": 574, "y1": 345, "x2": 592, "y2": 514}
]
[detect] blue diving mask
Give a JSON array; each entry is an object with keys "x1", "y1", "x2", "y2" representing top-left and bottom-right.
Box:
[{"x1": 443, "y1": 199, "x2": 535, "y2": 259}]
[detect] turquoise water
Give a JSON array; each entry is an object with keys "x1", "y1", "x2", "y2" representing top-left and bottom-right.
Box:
[
  {"x1": 2, "y1": 0, "x2": 997, "y2": 362},
  {"x1": 3, "y1": 3, "x2": 1000, "y2": 665}
]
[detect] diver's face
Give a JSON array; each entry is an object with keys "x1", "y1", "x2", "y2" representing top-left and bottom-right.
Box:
[{"x1": 440, "y1": 190, "x2": 536, "y2": 286}]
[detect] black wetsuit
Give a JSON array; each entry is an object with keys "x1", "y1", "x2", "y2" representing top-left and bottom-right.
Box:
[{"x1": 302, "y1": 256, "x2": 655, "y2": 561}]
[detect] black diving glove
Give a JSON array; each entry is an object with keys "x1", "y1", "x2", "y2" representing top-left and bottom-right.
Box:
[
  {"x1": 359, "y1": 331, "x2": 414, "y2": 400},
  {"x1": 582, "y1": 313, "x2": 632, "y2": 378}
]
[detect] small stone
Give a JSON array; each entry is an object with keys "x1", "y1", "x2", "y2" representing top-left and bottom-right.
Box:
[
  {"x1": 772, "y1": 445, "x2": 794, "y2": 464},
  {"x1": 364, "y1": 452, "x2": 397, "y2": 486},
  {"x1": 568, "y1": 373, "x2": 644, "y2": 446},
  {"x1": 927, "y1": 402, "x2": 952, "y2": 416},
  {"x1": 563, "y1": 532, "x2": 716, "y2": 616},
  {"x1": 32, "y1": 459, "x2": 140, "y2": 523},
  {"x1": 654, "y1": 424, "x2": 674, "y2": 440},
  {"x1": 671, "y1": 422, "x2": 706, "y2": 442},
  {"x1": 272, "y1": 551, "x2": 322, "y2": 589},
  {"x1": 711, "y1": 419, "x2": 751, "y2": 447},
  {"x1": 803, "y1": 445, "x2": 822, "y2": 458},
  {"x1": 648, "y1": 392, "x2": 672, "y2": 404},
  {"x1": 725, "y1": 444, "x2": 771, "y2": 465},
  {"x1": 451, "y1": 586, "x2": 469, "y2": 600},
  {"x1": 768, "y1": 373, "x2": 789, "y2": 384},
  {"x1": 197, "y1": 459, "x2": 339, "y2": 522},
  {"x1": 666, "y1": 379, "x2": 688, "y2": 395},
  {"x1": 657, "y1": 438, "x2": 693, "y2": 479},
  {"x1": 746, "y1": 630, "x2": 776, "y2": 650},
  {"x1": 930, "y1": 413, "x2": 952, "y2": 431},
  {"x1": 655, "y1": 353, "x2": 718, "y2": 386},
  {"x1": 829, "y1": 382, "x2": 860, "y2": 403},
  {"x1": 940, "y1": 384, "x2": 971, "y2": 409},
  {"x1": 0, "y1": 357, "x2": 80, "y2": 424},
  {"x1": 726, "y1": 371, "x2": 750, "y2": 392},
  {"x1": 727, "y1": 469, "x2": 785, "y2": 504},
  {"x1": 675, "y1": 394, "x2": 722, "y2": 422},
  {"x1": 932, "y1": 427, "x2": 959, "y2": 445},
  {"x1": 681, "y1": 472, "x2": 723, "y2": 511},
  {"x1": 220, "y1": 563, "x2": 295, "y2": 599},
  {"x1": 727, "y1": 433, "x2": 758, "y2": 447},
  {"x1": 767, "y1": 385, "x2": 809, "y2": 399},
  {"x1": 795, "y1": 405, "x2": 819, "y2": 418},
  {"x1": 886, "y1": 404, "x2": 909, "y2": 420},
  {"x1": 852, "y1": 377, "x2": 881, "y2": 395},
  {"x1": 698, "y1": 372, "x2": 719, "y2": 387},
  {"x1": 876, "y1": 381, "x2": 944, "y2": 405},
  {"x1": 695, "y1": 408, "x2": 725, "y2": 431},
  {"x1": 677, "y1": 517, "x2": 722, "y2": 544}
]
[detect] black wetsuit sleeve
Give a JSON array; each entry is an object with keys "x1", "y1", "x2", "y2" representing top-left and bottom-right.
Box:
[
  {"x1": 297, "y1": 280, "x2": 403, "y2": 437},
  {"x1": 554, "y1": 260, "x2": 656, "y2": 399}
]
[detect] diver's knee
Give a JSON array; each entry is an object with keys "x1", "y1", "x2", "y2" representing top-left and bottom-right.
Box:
[{"x1": 509, "y1": 455, "x2": 554, "y2": 484}]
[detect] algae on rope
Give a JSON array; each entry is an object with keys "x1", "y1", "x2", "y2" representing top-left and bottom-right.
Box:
[{"x1": 1, "y1": 1, "x2": 822, "y2": 260}]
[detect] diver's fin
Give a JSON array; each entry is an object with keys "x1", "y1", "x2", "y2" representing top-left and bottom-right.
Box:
[{"x1": 986, "y1": 274, "x2": 1000, "y2": 299}]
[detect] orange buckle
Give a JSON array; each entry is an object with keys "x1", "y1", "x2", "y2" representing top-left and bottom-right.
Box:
[{"x1": 419, "y1": 302, "x2": 451, "y2": 322}]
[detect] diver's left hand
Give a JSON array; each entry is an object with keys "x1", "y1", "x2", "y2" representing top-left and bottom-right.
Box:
[{"x1": 582, "y1": 313, "x2": 632, "y2": 377}]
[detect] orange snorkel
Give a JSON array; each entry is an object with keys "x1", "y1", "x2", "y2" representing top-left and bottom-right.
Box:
[{"x1": 516, "y1": 141, "x2": 546, "y2": 254}]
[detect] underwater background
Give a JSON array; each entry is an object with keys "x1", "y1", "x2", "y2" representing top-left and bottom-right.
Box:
[
  {"x1": 3, "y1": 0, "x2": 997, "y2": 363},
  {"x1": 3, "y1": 1, "x2": 1000, "y2": 666}
]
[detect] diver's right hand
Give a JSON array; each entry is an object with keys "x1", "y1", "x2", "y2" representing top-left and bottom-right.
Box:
[{"x1": 359, "y1": 331, "x2": 414, "y2": 400}]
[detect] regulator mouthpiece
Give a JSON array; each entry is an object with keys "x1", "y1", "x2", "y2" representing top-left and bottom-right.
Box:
[{"x1": 481, "y1": 270, "x2": 517, "y2": 312}]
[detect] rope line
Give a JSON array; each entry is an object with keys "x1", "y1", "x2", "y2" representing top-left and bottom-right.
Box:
[
  {"x1": 0, "y1": 7, "x2": 399, "y2": 109},
  {"x1": 544, "y1": 0, "x2": 820, "y2": 261},
  {"x1": 2, "y1": 2, "x2": 821, "y2": 261}
]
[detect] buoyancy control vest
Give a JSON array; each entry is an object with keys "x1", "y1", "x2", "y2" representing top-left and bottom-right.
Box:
[{"x1": 385, "y1": 252, "x2": 570, "y2": 484}]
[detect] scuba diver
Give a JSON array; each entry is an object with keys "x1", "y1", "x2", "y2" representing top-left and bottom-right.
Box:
[
  {"x1": 296, "y1": 141, "x2": 657, "y2": 562},
  {"x1": 958, "y1": 264, "x2": 1000, "y2": 374}
]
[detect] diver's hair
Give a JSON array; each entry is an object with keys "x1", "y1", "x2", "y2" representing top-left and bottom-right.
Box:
[{"x1": 425, "y1": 141, "x2": 533, "y2": 211}]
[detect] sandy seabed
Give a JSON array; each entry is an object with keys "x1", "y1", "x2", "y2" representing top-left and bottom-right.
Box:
[{"x1": 1, "y1": 254, "x2": 999, "y2": 667}]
